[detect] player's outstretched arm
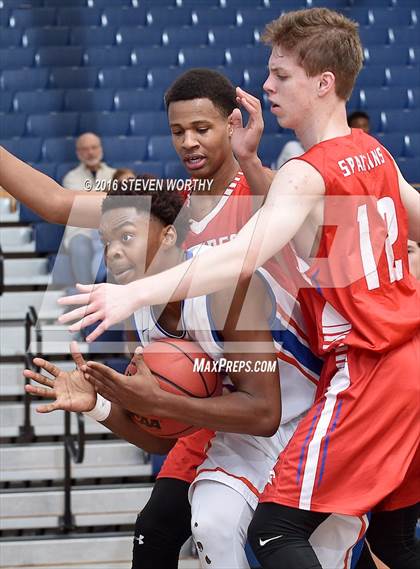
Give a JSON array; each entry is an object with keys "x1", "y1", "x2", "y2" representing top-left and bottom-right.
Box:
[
  {"x1": 58, "y1": 160, "x2": 324, "y2": 342},
  {"x1": 0, "y1": 146, "x2": 104, "y2": 226}
]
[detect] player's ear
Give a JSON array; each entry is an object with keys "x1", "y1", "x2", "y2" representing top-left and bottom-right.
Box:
[
  {"x1": 318, "y1": 71, "x2": 335, "y2": 97},
  {"x1": 161, "y1": 225, "x2": 177, "y2": 249}
]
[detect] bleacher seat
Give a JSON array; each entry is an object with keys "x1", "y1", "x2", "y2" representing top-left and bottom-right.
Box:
[
  {"x1": 364, "y1": 46, "x2": 409, "y2": 66},
  {"x1": 1, "y1": 68, "x2": 49, "y2": 91},
  {"x1": 227, "y1": 45, "x2": 270, "y2": 67},
  {"x1": 35, "y1": 46, "x2": 83, "y2": 67},
  {"x1": 215, "y1": 66, "x2": 244, "y2": 86},
  {"x1": 90, "y1": 0, "x2": 135, "y2": 7},
  {"x1": 9, "y1": 8, "x2": 56, "y2": 28},
  {"x1": 404, "y1": 133, "x2": 420, "y2": 158},
  {"x1": 23, "y1": 27, "x2": 70, "y2": 47},
  {"x1": 97, "y1": 66, "x2": 146, "y2": 89},
  {"x1": 70, "y1": 26, "x2": 117, "y2": 46},
  {"x1": 408, "y1": 87, "x2": 420, "y2": 108},
  {"x1": 209, "y1": 25, "x2": 257, "y2": 47},
  {"x1": 101, "y1": 6, "x2": 147, "y2": 27},
  {"x1": 181, "y1": 0, "x2": 219, "y2": 6},
  {"x1": 397, "y1": 157, "x2": 420, "y2": 183},
  {"x1": 163, "y1": 26, "x2": 208, "y2": 47},
  {"x1": 259, "y1": 134, "x2": 293, "y2": 165},
  {"x1": 116, "y1": 26, "x2": 162, "y2": 46},
  {"x1": 44, "y1": 0, "x2": 87, "y2": 5},
  {"x1": 131, "y1": 46, "x2": 179, "y2": 67},
  {"x1": 307, "y1": 0, "x2": 349, "y2": 6},
  {"x1": 42, "y1": 137, "x2": 76, "y2": 162},
  {"x1": 147, "y1": 7, "x2": 192, "y2": 27},
  {"x1": 113, "y1": 160, "x2": 164, "y2": 177},
  {"x1": 358, "y1": 26, "x2": 390, "y2": 46},
  {"x1": 65, "y1": 88, "x2": 115, "y2": 112},
  {"x1": 13, "y1": 90, "x2": 64, "y2": 113},
  {"x1": 360, "y1": 87, "x2": 408, "y2": 109},
  {"x1": 0, "y1": 92, "x2": 12, "y2": 113},
  {"x1": 390, "y1": 27, "x2": 420, "y2": 46},
  {"x1": 376, "y1": 132, "x2": 405, "y2": 156},
  {"x1": 164, "y1": 161, "x2": 188, "y2": 179},
  {"x1": 30, "y1": 162, "x2": 57, "y2": 180},
  {"x1": 84, "y1": 46, "x2": 132, "y2": 67},
  {"x1": 79, "y1": 111, "x2": 130, "y2": 136},
  {"x1": 102, "y1": 135, "x2": 147, "y2": 162},
  {"x1": 237, "y1": 8, "x2": 279, "y2": 27},
  {"x1": 370, "y1": 7, "x2": 417, "y2": 27},
  {"x1": 346, "y1": 88, "x2": 362, "y2": 110},
  {"x1": 192, "y1": 7, "x2": 238, "y2": 26},
  {"x1": 0, "y1": 47, "x2": 35, "y2": 69},
  {"x1": 386, "y1": 65, "x2": 420, "y2": 87},
  {"x1": 355, "y1": 65, "x2": 386, "y2": 88},
  {"x1": 262, "y1": 110, "x2": 282, "y2": 133},
  {"x1": 0, "y1": 27, "x2": 22, "y2": 48},
  {"x1": 381, "y1": 109, "x2": 420, "y2": 132},
  {"x1": 34, "y1": 222, "x2": 65, "y2": 254},
  {"x1": 49, "y1": 67, "x2": 99, "y2": 89},
  {"x1": 147, "y1": 67, "x2": 182, "y2": 88},
  {"x1": 56, "y1": 7, "x2": 102, "y2": 27},
  {"x1": 148, "y1": 135, "x2": 178, "y2": 161},
  {"x1": 0, "y1": 138, "x2": 42, "y2": 162},
  {"x1": 114, "y1": 88, "x2": 165, "y2": 111},
  {"x1": 56, "y1": 161, "x2": 78, "y2": 181},
  {"x1": 179, "y1": 46, "x2": 226, "y2": 67},
  {"x1": 2, "y1": 0, "x2": 45, "y2": 4},
  {"x1": 26, "y1": 112, "x2": 79, "y2": 137},
  {"x1": 0, "y1": 113, "x2": 26, "y2": 138},
  {"x1": 411, "y1": 47, "x2": 420, "y2": 65},
  {"x1": 130, "y1": 111, "x2": 169, "y2": 136}
]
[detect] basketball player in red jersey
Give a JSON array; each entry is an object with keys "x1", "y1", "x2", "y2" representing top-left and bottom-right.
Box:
[{"x1": 59, "y1": 8, "x2": 420, "y2": 569}]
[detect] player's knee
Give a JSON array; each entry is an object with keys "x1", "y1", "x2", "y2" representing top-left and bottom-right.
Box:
[{"x1": 192, "y1": 505, "x2": 233, "y2": 551}]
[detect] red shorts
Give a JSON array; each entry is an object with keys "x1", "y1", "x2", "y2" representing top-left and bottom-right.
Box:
[
  {"x1": 157, "y1": 428, "x2": 215, "y2": 484},
  {"x1": 261, "y1": 331, "x2": 420, "y2": 515}
]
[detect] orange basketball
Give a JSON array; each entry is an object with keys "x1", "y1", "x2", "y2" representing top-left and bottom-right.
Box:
[{"x1": 126, "y1": 339, "x2": 222, "y2": 438}]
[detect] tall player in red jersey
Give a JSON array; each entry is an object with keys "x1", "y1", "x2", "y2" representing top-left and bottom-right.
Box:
[{"x1": 59, "y1": 8, "x2": 420, "y2": 569}]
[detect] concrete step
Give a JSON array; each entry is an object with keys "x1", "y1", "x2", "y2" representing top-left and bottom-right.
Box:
[
  {"x1": 0, "y1": 290, "x2": 65, "y2": 321},
  {"x1": 0, "y1": 227, "x2": 35, "y2": 253},
  {"x1": 0, "y1": 361, "x2": 75, "y2": 396},
  {"x1": 0, "y1": 484, "x2": 153, "y2": 530},
  {"x1": 1, "y1": 441, "x2": 151, "y2": 482},
  {"x1": 4, "y1": 258, "x2": 51, "y2": 286},
  {"x1": 0, "y1": 535, "x2": 199, "y2": 568},
  {"x1": 0, "y1": 402, "x2": 107, "y2": 438}
]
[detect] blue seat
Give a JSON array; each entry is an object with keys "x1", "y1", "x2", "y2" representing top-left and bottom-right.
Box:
[
  {"x1": 35, "y1": 46, "x2": 83, "y2": 67},
  {"x1": 370, "y1": 7, "x2": 417, "y2": 27},
  {"x1": 29, "y1": 162, "x2": 57, "y2": 180},
  {"x1": 0, "y1": 138, "x2": 42, "y2": 162},
  {"x1": 49, "y1": 67, "x2": 99, "y2": 89},
  {"x1": 381, "y1": 109, "x2": 420, "y2": 132},
  {"x1": 376, "y1": 133, "x2": 405, "y2": 156},
  {"x1": 102, "y1": 135, "x2": 148, "y2": 162},
  {"x1": 259, "y1": 134, "x2": 293, "y2": 166},
  {"x1": 114, "y1": 88, "x2": 165, "y2": 111},
  {"x1": 410, "y1": 47, "x2": 420, "y2": 65},
  {"x1": 19, "y1": 203, "x2": 44, "y2": 224},
  {"x1": 57, "y1": 7, "x2": 101, "y2": 27},
  {"x1": 1, "y1": 67, "x2": 49, "y2": 91},
  {"x1": 355, "y1": 65, "x2": 386, "y2": 88},
  {"x1": 90, "y1": 0, "x2": 134, "y2": 6},
  {"x1": 181, "y1": 0, "x2": 219, "y2": 5},
  {"x1": 131, "y1": 47, "x2": 179, "y2": 67},
  {"x1": 209, "y1": 25, "x2": 257, "y2": 47},
  {"x1": 390, "y1": 26, "x2": 420, "y2": 46},
  {"x1": 408, "y1": 87, "x2": 420, "y2": 108},
  {"x1": 0, "y1": 92, "x2": 12, "y2": 112},
  {"x1": 364, "y1": 46, "x2": 409, "y2": 66},
  {"x1": 0, "y1": 113, "x2": 27, "y2": 138},
  {"x1": 228, "y1": 45, "x2": 270, "y2": 67},
  {"x1": 116, "y1": 26, "x2": 162, "y2": 46},
  {"x1": 43, "y1": 137, "x2": 76, "y2": 162},
  {"x1": 386, "y1": 65, "x2": 420, "y2": 87},
  {"x1": 13, "y1": 90, "x2": 64, "y2": 113},
  {"x1": 23, "y1": 27, "x2": 70, "y2": 47},
  {"x1": 360, "y1": 87, "x2": 408, "y2": 110},
  {"x1": 56, "y1": 161, "x2": 78, "y2": 181},
  {"x1": 343, "y1": 7, "x2": 375, "y2": 26},
  {"x1": 27, "y1": 112, "x2": 79, "y2": 137},
  {"x1": 84, "y1": 46, "x2": 132, "y2": 67},
  {"x1": 396, "y1": 157, "x2": 420, "y2": 183},
  {"x1": 113, "y1": 160, "x2": 164, "y2": 177},
  {"x1": 358, "y1": 26, "x2": 390, "y2": 46},
  {"x1": 147, "y1": 67, "x2": 182, "y2": 89},
  {"x1": 70, "y1": 26, "x2": 116, "y2": 46},
  {"x1": 65, "y1": 89, "x2": 115, "y2": 112},
  {"x1": 9, "y1": 7, "x2": 56, "y2": 28},
  {"x1": 130, "y1": 111, "x2": 169, "y2": 136},
  {"x1": 0, "y1": 9, "x2": 10, "y2": 27},
  {"x1": 0, "y1": 47, "x2": 35, "y2": 69},
  {"x1": 148, "y1": 135, "x2": 178, "y2": 161},
  {"x1": 346, "y1": 88, "x2": 362, "y2": 110},
  {"x1": 163, "y1": 26, "x2": 208, "y2": 48},
  {"x1": 98, "y1": 66, "x2": 147, "y2": 89},
  {"x1": 216, "y1": 66, "x2": 244, "y2": 87},
  {"x1": 237, "y1": 8, "x2": 279, "y2": 27},
  {"x1": 79, "y1": 111, "x2": 130, "y2": 136},
  {"x1": 101, "y1": 7, "x2": 147, "y2": 27},
  {"x1": 164, "y1": 161, "x2": 188, "y2": 179},
  {"x1": 44, "y1": 0, "x2": 86, "y2": 5},
  {"x1": 307, "y1": 0, "x2": 348, "y2": 5},
  {"x1": 244, "y1": 66, "x2": 268, "y2": 89},
  {"x1": 147, "y1": 7, "x2": 192, "y2": 27},
  {"x1": 192, "y1": 7, "x2": 238, "y2": 26},
  {"x1": 0, "y1": 27, "x2": 22, "y2": 48},
  {"x1": 179, "y1": 46, "x2": 226, "y2": 67},
  {"x1": 404, "y1": 133, "x2": 420, "y2": 158},
  {"x1": 34, "y1": 222, "x2": 65, "y2": 254},
  {"x1": 262, "y1": 110, "x2": 282, "y2": 133}
]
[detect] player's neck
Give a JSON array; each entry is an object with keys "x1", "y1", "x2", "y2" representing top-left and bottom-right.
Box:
[{"x1": 296, "y1": 103, "x2": 351, "y2": 151}]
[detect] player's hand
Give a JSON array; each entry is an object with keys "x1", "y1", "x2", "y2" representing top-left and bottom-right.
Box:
[
  {"x1": 82, "y1": 348, "x2": 161, "y2": 416},
  {"x1": 57, "y1": 282, "x2": 139, "y2": 342},
  {"x1": 229, "y1": 87, "x2": 264, "y2": 161},
  {"x1": 23, "y1": 342, "x2": 96, "y2": 413}
]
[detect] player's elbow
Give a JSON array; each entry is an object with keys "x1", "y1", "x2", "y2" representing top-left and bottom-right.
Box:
[{"x1": 253, "y1": 403, "x2": 280, "y2": 437}]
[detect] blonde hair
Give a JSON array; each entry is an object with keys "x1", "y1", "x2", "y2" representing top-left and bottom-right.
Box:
[{"x1": 262, "y1": 8, "x2": 363, "y2": 100}]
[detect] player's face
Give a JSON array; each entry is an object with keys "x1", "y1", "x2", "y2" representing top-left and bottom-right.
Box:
[
  {"x1": 263, "y1": 46, "x2": 319, "y2": 130},
  {"x1": 168, "y1": 98, "x2": 232, "y2": 178},
  {"x1": 408, "y1": 240, "x2": 420, "y2": 280},
  {"x1": 99, "y1": 207, "x2": 165, "y2": 285}
]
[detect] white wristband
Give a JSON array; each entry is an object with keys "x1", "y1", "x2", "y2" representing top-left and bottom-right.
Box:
[{"x1": 84, "y1": 394, "x2": 111, "y2": 422}]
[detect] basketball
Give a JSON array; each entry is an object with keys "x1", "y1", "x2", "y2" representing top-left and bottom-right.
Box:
[{"x1": 125, "y1": 339, "x2": 222, "y2": 438}]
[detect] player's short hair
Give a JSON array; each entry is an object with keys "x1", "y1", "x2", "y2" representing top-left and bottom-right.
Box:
[
  {"x1": 164, "y1": 68, "x2": 237, "y2": 118},
  {"x1": 262, "y1": 7, "x2": 363, "y2": 100},
  {"x1": 102, "y1": 176, "x2": 190, "y2": 245}
]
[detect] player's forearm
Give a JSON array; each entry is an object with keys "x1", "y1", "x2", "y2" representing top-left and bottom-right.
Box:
[
  {"x1": 0, "y1": 147, "x2": 103, "y2": 227},
  {"x1": 103, "y1": 404, "x2": 174, "y2": 454},
  {"x1": 238, "y1": 154, "x2": 275, "y2": 197}
]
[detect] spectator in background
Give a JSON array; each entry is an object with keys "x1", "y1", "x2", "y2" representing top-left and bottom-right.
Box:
[
  {"x1": 112, "y1": 168, "x2": 136, "y2": 183},
  {"x1": 275, "y1": 139, "x2": 304, "y2": 169},
  {"x1": 62, "y1": 133, "x2": 115, "y2": 284},
  {"x1": 348, "y1": 110, "x2": 370, "y2": 133}
]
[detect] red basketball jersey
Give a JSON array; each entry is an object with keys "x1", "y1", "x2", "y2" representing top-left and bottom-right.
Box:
[{"x1": 296, "y1": 129, "x2": 419, "y2": 355}]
